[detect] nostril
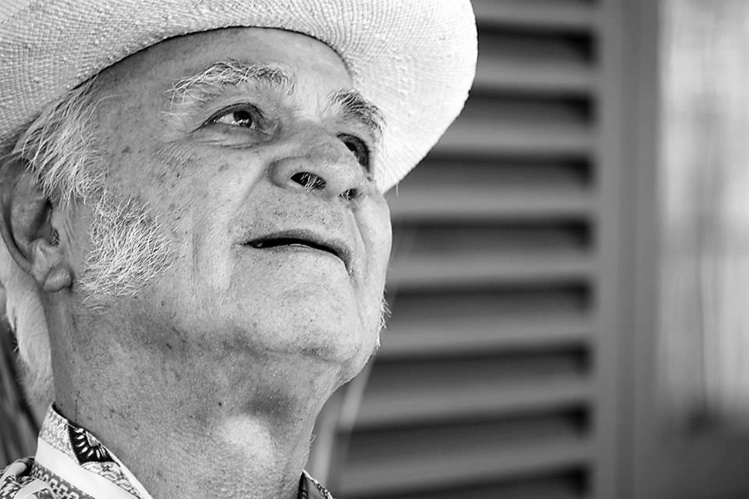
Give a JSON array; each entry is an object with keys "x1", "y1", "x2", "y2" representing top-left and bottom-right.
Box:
[
  {"x1": 291, "y1": 172, "x2": 326, "y2": 191},
  {"x1": 340, "y1": 188, "x2": 361, "y2": 201}
]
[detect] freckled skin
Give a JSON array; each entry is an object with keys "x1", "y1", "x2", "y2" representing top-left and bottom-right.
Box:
[{"x1": 48, "y1": 28, "x2": 392, "y2": 499}]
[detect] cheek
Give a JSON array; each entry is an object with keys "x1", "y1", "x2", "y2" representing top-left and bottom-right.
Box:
[
  {"x1": 357, "y1": 199, "x2": 392, "y2": 316},
  {"x1": 178, "y1": 151, "x2": 267, "y2": 294},
  {"x1": 365, "y1": 199, "x2": 393, "y2": 279}
]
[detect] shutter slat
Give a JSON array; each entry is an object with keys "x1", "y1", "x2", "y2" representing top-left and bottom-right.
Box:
[
  {"x1": 382, "y1": 287, "x2": 591, "y2": 357},
  {"x1": 475, "y1": 58, "x2": 596, "y2": 94},
  {"x1": 388, "y1": 255, "x2": 592, "y2": 289},
  {"x1": 380, "y1": 475, "x2": 588, "y2": 499},
  {"x1": 388, "y1": 224, "x2": 591, "y2": 289},
  {"x1": 342, "y1": 443, "x2": 590, "y2": 497},
  {"x1": 341, "y1": 417, "x2": 590, "y2": 496},
  {"x1": 358, "y1": 354, "x2": 588, "y2": 429},
  {"x1": 388, "y1": 160, "x2": 592, "y2": 222},
  {"x1": 388, "y1": 187, "x2": 593, "y2": 222},
  {"x1": 381, "y1": 317, "x2": 592, "y2": 358},
  {"x1": 434, "y1": 99, "x2": 593, "y2": 158},
  {"x1": 356, "y1": 378, "x2": 590, "y2": 429},
  {"x1": 475, "y1": 32, "x2": 595, "y2": 94},
  {"x1": 473, "y1": 0, "x2": 597, "y2": 32},
  {"x1": 433, "y1": 123, "x2": 593, "y2": 157}
]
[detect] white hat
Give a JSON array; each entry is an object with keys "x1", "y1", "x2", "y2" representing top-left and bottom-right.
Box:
[{"x1": 0, "y1": 0, "x2": 477, "y2": 192}]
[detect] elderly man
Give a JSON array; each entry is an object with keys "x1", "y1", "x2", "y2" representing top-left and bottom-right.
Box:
[{"x1": 0, "y1": 1, "x2": 476, "y2": 498}]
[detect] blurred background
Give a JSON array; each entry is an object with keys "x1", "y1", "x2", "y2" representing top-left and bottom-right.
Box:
[{"x1": 5, "y1": 0, "x2": 749, "y2": 498}]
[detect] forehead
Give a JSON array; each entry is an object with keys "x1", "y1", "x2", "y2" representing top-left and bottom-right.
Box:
[{"x1": 96, "y1": 27, "x2": 352, "y2": 98}]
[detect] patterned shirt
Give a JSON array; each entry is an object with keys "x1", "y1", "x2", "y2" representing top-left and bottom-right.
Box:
[{"x1": 0, "y1": 406, "x2": 334, "y2": 499}]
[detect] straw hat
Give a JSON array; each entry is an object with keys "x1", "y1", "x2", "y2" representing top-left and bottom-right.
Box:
[{"x1": 0, "y1": 0, "x2": 477, "y2": 192}]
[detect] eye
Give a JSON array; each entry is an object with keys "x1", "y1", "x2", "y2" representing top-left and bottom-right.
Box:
[
  {"x1": 205, "y1": 104, "x2": 265, "y2": 131},
  {"x1": 338, "y1": 133, "x2": 371, "y2": 170}
]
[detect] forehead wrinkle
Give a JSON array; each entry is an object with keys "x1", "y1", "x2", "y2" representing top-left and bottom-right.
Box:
[
  {"x1": 326, "y1": 89, "x2": 385, "y2": 144},
  {"x1": 167, "y1": 59, "x2": 295, "y2": 108}
]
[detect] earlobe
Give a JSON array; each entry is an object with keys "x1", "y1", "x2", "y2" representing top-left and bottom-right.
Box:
[
  {"x1": 34, "y1": 238, "x2": 73, "y2": 293},
  {"x1": 0, "y1": 157, "x2": 73, "y2": 293}
]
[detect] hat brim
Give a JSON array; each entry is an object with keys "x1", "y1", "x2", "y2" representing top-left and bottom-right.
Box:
[{"x1": 0, "y1": 0, "x2": 477, "y2": 192}]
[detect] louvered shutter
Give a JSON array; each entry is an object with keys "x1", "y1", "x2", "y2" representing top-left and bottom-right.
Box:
[{"x1": 320, "y1": 1, "x2": 626, "y2": 497}]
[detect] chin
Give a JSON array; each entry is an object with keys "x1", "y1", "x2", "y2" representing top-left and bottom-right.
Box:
[
  {"x1": 273, "y1": 287, "x2": 377, "y2": 353},
  {"x1": 307, "y1": 312, "x2": 380, "y2": 384},
  {"x1": 295, "y1": 316, "x2": 377, "y2": 368}
]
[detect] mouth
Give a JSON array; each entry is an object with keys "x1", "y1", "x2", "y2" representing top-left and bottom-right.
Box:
[{"x1": 244, "y1": 230, "x2": 351, "y2": 273}]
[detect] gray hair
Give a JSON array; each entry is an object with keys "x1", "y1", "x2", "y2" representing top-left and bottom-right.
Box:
[
  {"x1": 16, "y1": 80, "x2": 102, "y2": 208},
  {"x1": 1, "y1": 82, "x2": 99, "y2": 404},
  {"x1": 2, "y1": 80, "x2": 172, "y2": 404}
]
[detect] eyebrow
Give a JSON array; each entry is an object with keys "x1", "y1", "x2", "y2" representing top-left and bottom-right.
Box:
[
  {"x1": 168, "y1": 59, "x2": 295, "y2": 105},
  {"x1": 326, "y1": 89, "x2": 385, "y2": 144},
  {"x1": 168, "y1": 59, "x2": 385, "y2": 144}
]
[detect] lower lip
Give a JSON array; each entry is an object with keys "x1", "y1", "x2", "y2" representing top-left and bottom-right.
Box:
[{"x1": 247, "y1": 244, "x2": 348, "y2": 272}]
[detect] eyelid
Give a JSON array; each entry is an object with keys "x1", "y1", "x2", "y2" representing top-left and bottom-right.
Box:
[
  {"x1": 201, "y1": 102, "x2": 267, "y2": 129},
  {"x1": 338, "y1": 132, "x2": 374, "y2": 174},
  {"x1": 347, "y1": 126, "x2": 377, "y2": 153}
]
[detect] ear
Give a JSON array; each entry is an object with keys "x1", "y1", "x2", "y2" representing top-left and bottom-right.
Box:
[{"x1": 0, "y1": 156, "x2": 72, "y2": 293}]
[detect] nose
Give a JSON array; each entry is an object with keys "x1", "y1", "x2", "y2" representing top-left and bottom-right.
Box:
[{"x1": 269, "y1": 134, "x2": 369, "y2": 202}]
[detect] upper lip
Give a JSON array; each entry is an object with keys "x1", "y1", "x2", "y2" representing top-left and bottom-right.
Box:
[{"x1": 244, "y1": 229, "x2": 353, "y2": 272}]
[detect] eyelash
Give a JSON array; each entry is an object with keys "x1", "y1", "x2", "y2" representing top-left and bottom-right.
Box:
[{"x1": 203, "y1": 103, "x2": 266, "y2": 131}]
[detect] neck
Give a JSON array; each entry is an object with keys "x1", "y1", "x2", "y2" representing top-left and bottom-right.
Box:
[
  {"x1": 56, "y1": 363, "x2": 330, "y2": 499},
  {"x1": 52, "y1": 319, "x2": 341, "y2": 499}
]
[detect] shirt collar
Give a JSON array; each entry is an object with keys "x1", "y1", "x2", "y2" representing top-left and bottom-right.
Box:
[
  {"x1": 33, "y1": 405, "x2": 334, "y2": 499},
  {"x1": 34, "y1": 406, "x2": 152, "y2": 499}
]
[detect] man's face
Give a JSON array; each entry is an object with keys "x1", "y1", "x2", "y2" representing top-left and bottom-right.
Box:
[{"x1": 78, "y1": 27, "x2": 392, "y2": 384}]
